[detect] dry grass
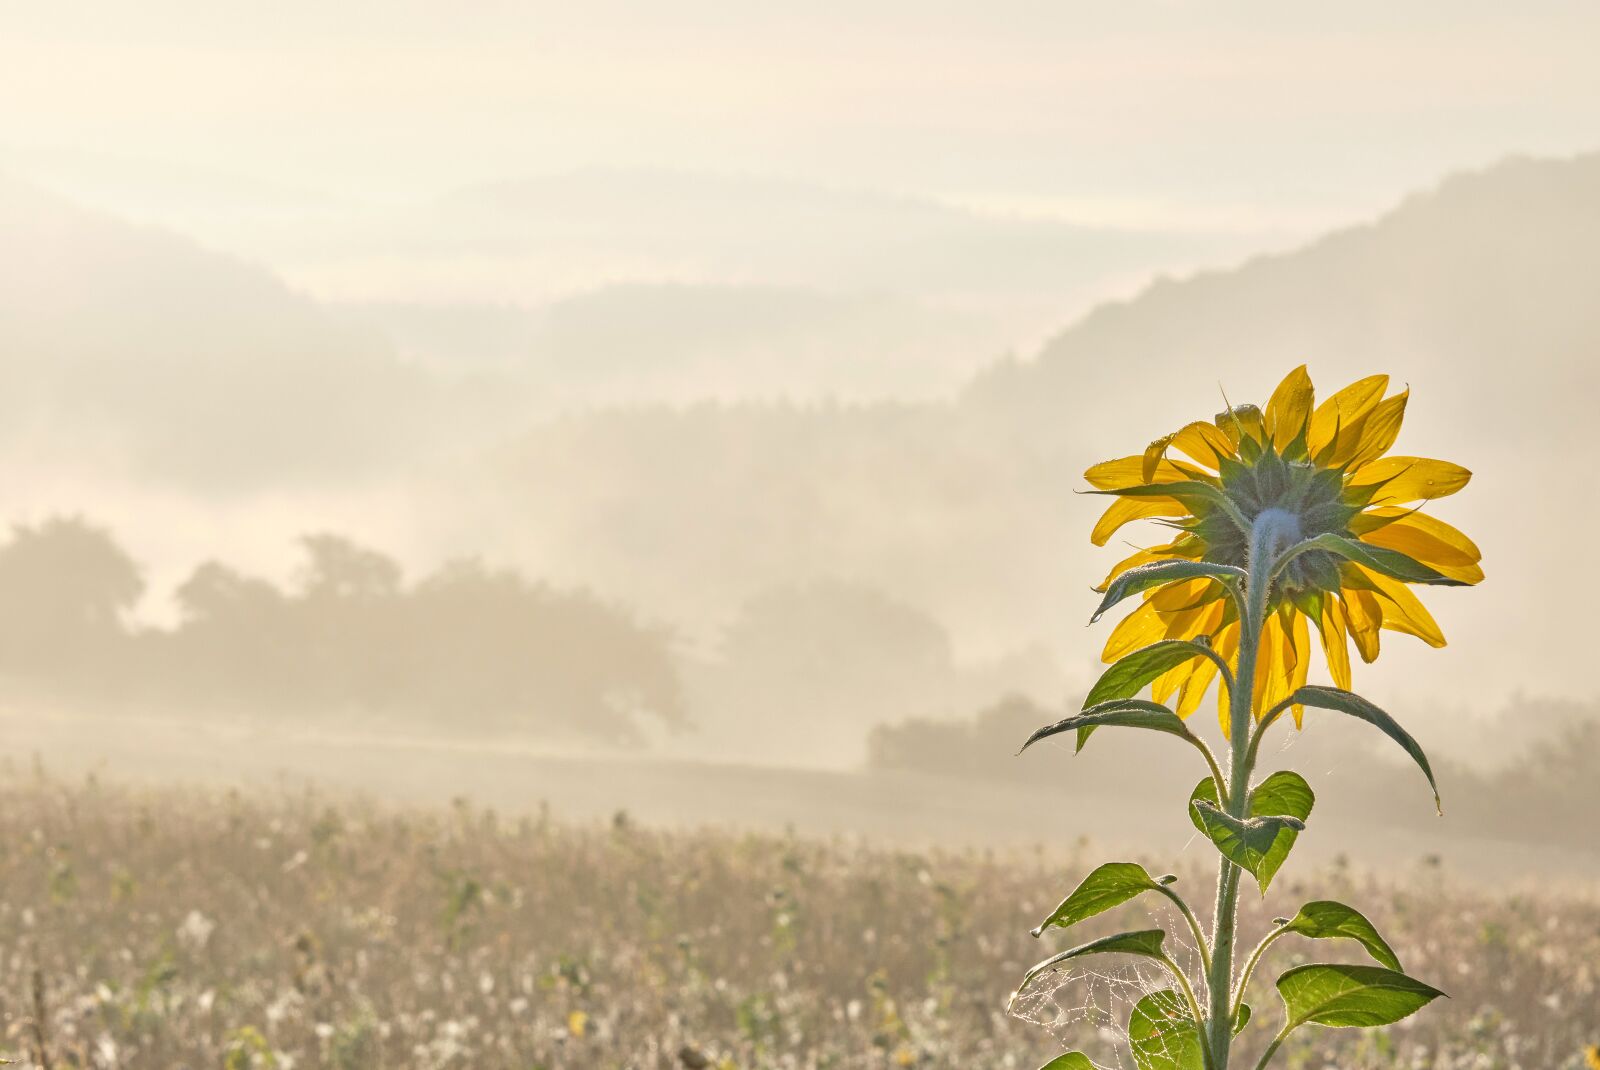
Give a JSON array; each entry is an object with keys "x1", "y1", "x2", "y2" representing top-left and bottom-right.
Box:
[{"x1": 0, "y1": 773, "x2": 1593, "y2": 1069}]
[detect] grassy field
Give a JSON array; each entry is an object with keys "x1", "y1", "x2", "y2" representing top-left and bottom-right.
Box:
[{"x1": 0, "y1": 774, "x2": 1593, "y2": 1069}]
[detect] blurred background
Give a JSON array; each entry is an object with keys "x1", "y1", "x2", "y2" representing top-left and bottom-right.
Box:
[
  {"x1": 5, "y1": 5, "x2": 1600, "y2": 1068},
  {"x1": 5, "y1": 2, "x2": 1598, "y2": 840}
]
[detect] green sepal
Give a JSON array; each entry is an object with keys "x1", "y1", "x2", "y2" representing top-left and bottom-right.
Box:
[
  {"x1": 1282, "y1": 900, "x2": 1402, "y2": 971},
  {"x1": 1188, "y1": 771, "x2": 1314, "y2": 891},
  {"x1": 1287, "y1": 532, "x2": 1466, "y2": 586},
  {"x1": 1276, "y1": 962, "x2": 1445, "y2": 1029},
  {"x1": 1190, "y1": 800, "x2": 1305, "y2": 881},
  {"x1": 1031, "y1": 862, "x2": 1170, "y2": 936},
  {"x1": 1086, "y1": 480, "x2": 1228, "y2": 511},
  {"x1": 1090, "y1": 560, "x2": 1245, "y2": 623},
  {"x1": 1127, "y1": 989, "x2": 1204, "y2": 1070},
  {"x1": 1289, "y1": 685, "x2": 1441, "y2": 814}
]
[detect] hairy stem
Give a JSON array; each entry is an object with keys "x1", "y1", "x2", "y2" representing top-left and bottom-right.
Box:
[
  {"x1": 1155, "y1": 884, "x2": 1213, "y2": 976},
  {"x1": 1203, "y1": 509, "x2": 1285, "y2": 1068}
]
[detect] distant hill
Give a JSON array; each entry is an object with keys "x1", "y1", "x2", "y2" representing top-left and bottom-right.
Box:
[
  {"x1": 386, "y1": 168, "x2": 1242, "y2": 298},
  {"x1": 299, "y1": 168, "x2": 1253, "y2": 397},
  {"x1": 971, "y1": 151, "x2": 1600, "y2": 448},
  {"x1": 0, "y1": 178, "x2": 448, "y2": 488},
  {"x1": 342, "y1": 283, "x2": 1000, "y2": 403},
  {"x1": 8, "y1": 153, "x2": 1600, "y2": 757},
  {"x1": 467, "y1": 152, "x2": 1600, "y2": 726}
]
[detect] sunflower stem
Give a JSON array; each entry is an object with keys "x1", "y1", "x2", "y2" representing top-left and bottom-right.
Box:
[{"x1": 1203, "y1": 508, "x2": 1283, "y2": 1069}]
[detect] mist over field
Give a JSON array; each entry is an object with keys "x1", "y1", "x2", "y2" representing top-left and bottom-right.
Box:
[
  {"x1": 0, "y1": 0, "x2": 1595, "y2": 931},
  {"x1": 6, "y1": 6, "x2": 1600, "y2": 1068}
]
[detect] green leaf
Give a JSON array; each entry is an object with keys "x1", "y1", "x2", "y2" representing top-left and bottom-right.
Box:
[
  {"x1": 1018, "y1": 930, "x2": 1169, "y2": 994},
  {"x1": 1085, "y1": 640, "x2": 1218, "y2": 708},
  {"x1": 1031, "y1": 862, "x2": 1168, "y2": 936},
  {"x1": 1127, "y1": 990, "x2": 1204, "y2": 1070},
  {"x1": 1188, "y1": 771, "x2": 1314, "y2": 890},
  {"x1": 1091, "y1": 560, "x2": 1245, "y2": 623},
  {"x1": 1022, "y1": 700, "x2": 1194, "y2": 756},
  {"x1": 1191, "y1": 800, "x2": 1305, "y2": 880},
  {"x1": 1233, "y1": 1001, "x2": 1251, "y2": 1035},
  {"x1": 1283, "y1": 901, "x2": 1402, "y2": 971},
  {"x1": 1289, "y1": 532, "x2": 1467, "y2": 587},
  {"x1": 1246, "y1": 771, "x2": 1314, "y2": 890},
  {"x1": 1038, "y1": 1055, "x2": 1100, "y2": 1070},
  {"x1": 1276, "y1": 963, "x2": 1445, "y2": 1029},
  {"x1": 1291, "y1": 685, "x2": 1441, "y2": 814}
]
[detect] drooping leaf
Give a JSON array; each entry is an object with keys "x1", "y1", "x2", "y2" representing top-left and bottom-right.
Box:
[
  {"x1": 1038, "y1": 1054, "x2": 1100, "y2": 1070},
  {"x1": 1023, "y1": 700, "x2": 1195, "y2": 756},
  {"x1": 1191, "y1": 800, "x2": 1305, "y2": 880},
  {"x1": 1127, "y1": 989, "x2": 1204, "y2": 1070},
  {"x1": 1285, "y1": 533, "x2": 1467, "y2": 586},
  {"x1": 1032, "y1": 862, "x2": 1168, "y2": 936},
  {"x1": 1017, "y1": 930, "x2": 1169, "y2": 994},
  {"x1": 1243, "y1": 771, "x2": 1315, "y2": 889},
  {"x1": 1276, "y1": 963, "x2": 1444, "y2": 1029},
  {"x1": 1291, "y1": 685, "x2": 1441, "y2": 813},
  {"x1": 1283, "y1": 901, "x2": 1402, "y2": 971},
  {"x1": 1187, "y1": 771, "x2": 1314, "y2": 890},
  {"x1": 1091, "y1": 560, "x2": 1246, "y2": 623},
  {"x1": 1233, "y1": 1001, "x2": 1251, "y2": 1035},
  {"x1": 1085, "y1": 640, "x2": 1219, "y2": 708}
]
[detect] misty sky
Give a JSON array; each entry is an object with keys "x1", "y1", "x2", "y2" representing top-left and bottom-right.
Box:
[
  {"x1": 7, "y1": 3, "x2": 1600, "y2": 235},
  {"x1": 4, "y1": 3, "x2": 1599, "y2": 769}
]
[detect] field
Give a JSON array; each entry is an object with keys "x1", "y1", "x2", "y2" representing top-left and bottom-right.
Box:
[{"x1": 0, "y1": 774, "x2": 1593, "y2": 1069}]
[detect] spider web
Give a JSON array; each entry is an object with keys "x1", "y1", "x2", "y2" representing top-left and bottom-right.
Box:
[{"x1": 1009, "y1": 902, "x2": 1210, "y2": 1069}]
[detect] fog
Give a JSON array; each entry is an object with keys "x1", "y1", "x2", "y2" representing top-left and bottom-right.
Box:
[{"x1": 2, "y1": 6, "x2": 1599, "y2": 869}]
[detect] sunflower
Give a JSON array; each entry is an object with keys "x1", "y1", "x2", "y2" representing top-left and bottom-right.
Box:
[{"x1": 1085, "y1": 365, "x2": 1483, "y2": 733}]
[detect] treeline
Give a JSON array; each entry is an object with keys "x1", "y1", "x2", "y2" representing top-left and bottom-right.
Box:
[
  {"x1": 0, "y1": 517, "x2": 683, "y2": 744},
  {"x1": 868, "y1": 695, "x2": 1600, "y2": 850}
]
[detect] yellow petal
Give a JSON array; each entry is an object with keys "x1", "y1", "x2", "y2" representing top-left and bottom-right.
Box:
[
  {"x1": 1173, "y1": 650, "x2": 1220, "y2": 719},
  {"x1": 1085, "y1": 455, "x2": 1198, "y2": 490},
  {"x1": 1352, "y1": 510, "x2": 1483, "y2": 584},
  {"x1": 1215, "y1": 404, "x2": 1266, "y2": 446},
  {"x1": 1091, "y1": 497, "x2": 1189, "y2": 546},
  {"x1": 1214, "y1": 621, "x2": 1241, "y2": 736},
  {"x1": 1094, "y1": 538, "x2": 1201, "y2": 591},
  {"x1": 1313, "y1": 597, "x2": 1353, "y2": 690},
  {"x1": 1251, "y1": 614, "x2": 1288, "y2": 721},
  {"x1": 1265, "y1": 365, "x2": 1315, "y2": 451},
  {"x1": 1149, "y1": 577, "x2": 1220, "y2": 614},
  {"x1": 1103, "y1": 601, "x2": 1166, "y2": 661},
  {"x1": 1151, "y1": 657, "x2": 1192, "y2": 705},
  {"x1": 1170, "y1": 420, "x2": 1237, "y2": 470},
  {"x1": 1142, "y1": 434, "x2": 1176, "y2": 482},
  {"x1": 1154, "y1": 590, "x2": 1225, "y2": 705},
  {"x1": 1307, "y1": 374, "x2": 1388, "y2": 460},
  {"x1": 1346, "y1": 457, "x2": 1472, "y2": 505},
  {"x1": 1360, "y1": 567, "x2": 1447, "y2": 648},
  {"x1": 1253, "y1": 610, "x2": 1304, "y2": 722},
  {"x1": 1346, "y1": 388, "x2": 1408, "y2": 470},
  {"x1": 1341, "y1": 588, "x2": 1383, "y2": 663},
  {"x1": 1286, "y1": 610, "x2": 1310, "y2": 727}
]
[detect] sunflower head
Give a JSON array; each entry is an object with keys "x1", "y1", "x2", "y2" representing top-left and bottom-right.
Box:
[{"x1": 1085, "y1": 366, "x2": 1482, "y2": 730}]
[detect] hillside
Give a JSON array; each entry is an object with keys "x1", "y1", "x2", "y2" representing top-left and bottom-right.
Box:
[{"x1": 0, "y1": 179, "x2": 433, "y2": 488}]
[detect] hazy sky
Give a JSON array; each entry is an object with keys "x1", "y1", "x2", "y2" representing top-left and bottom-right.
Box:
[{"x1": 6, "y1": 2, "x2": 1600, "y2": 232}]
